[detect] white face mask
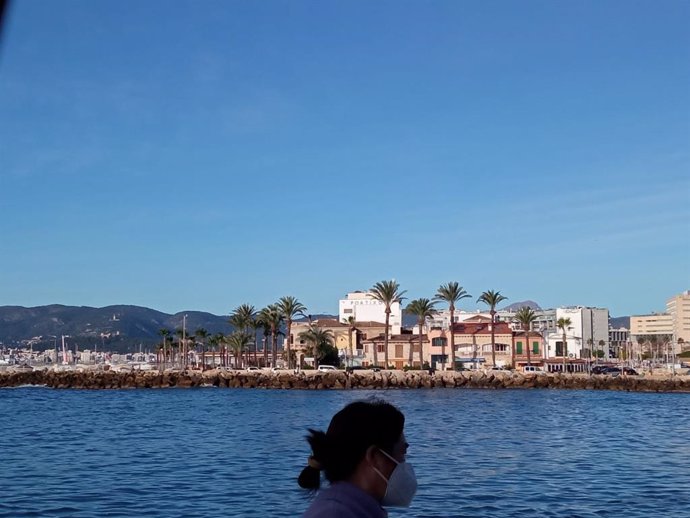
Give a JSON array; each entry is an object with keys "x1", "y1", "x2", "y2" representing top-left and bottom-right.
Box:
[{"x1": 372, "y1": 448, "x2": 418, "y2": 508}]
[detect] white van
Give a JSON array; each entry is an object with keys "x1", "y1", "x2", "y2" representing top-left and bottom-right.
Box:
[
  {"x1": 317, "y1": 365, "x2": 337, "y2": 372},
  {"x1": 523, "y1": 366, "x2": 545, "y2": 374}
]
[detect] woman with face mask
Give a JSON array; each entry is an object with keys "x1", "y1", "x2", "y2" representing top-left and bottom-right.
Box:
[{"x1": 299, "y1": 400, "x2": 417, "y2": 517}]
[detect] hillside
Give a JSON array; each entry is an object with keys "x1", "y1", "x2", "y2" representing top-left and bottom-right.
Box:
[{"x1": 0, "y1": 304, "x2": 234, "y2": 349}]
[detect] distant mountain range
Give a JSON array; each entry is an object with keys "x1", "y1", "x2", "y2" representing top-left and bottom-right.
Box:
[
  {"x1": 0, "y1": 305, "x2": 234, "y2": 350},
  {"x1": 0, "y1": 305, "x2": 341, "y2": 352}
]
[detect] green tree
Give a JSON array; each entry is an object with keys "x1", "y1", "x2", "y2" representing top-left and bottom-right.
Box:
[
  {"x1": 226, "y1": 332, "x2": 252, "y2": 369},
  {"x1": 477, "y1": 290, "x2": 508, "y2": 367},
  {"x1": 514, "y1": 306, "x2": 537, "y2": 368},
  {"x1": 434, "y1": 282, "x2": 471, "y2": 371},
  {"x1": 405, "y1": 298, "x2": 437, "y2": 367},
  {"x1": 299, "y1": 325, "x2": 336, "y2": 368},
  {"x1": 230, "y1": 304, "x2": 257, "y2": 367},
  {"x1": 258, "y1": 304, "x2": 284, "y2": 368},
  {"x1": 277, "y1": 296, "x2": 307, "y2": 370},
  {"x1": 557, "y1": 317, "x2": 572, "y2": 373},
  {"x1": 370, "y1": 280, "x2": 407, "y2": 368}
]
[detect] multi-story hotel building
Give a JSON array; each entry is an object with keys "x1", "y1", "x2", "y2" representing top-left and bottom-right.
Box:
[{"x1": 666, "y1": 290, "x2": 690, "y2": 346}]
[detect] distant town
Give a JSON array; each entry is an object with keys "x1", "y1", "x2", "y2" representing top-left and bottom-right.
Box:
[{"x1": 1, "y1": 287, "x2": 688, "y2": 374}]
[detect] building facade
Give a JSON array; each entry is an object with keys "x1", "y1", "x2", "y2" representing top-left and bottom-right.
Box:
[
  {"x1": 666, "y1": 290, "x2": 690, "y2": 346},
  {"x1": 339, "y1": 291, "x2": 402, "y2": 336},
  {"x1": 544, "y1": 307, "x2": 610, "y2": 360}
]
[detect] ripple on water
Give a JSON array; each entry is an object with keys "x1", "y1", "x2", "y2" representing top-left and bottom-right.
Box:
[{"x1": 1, "y1": 388, "x2": 689, "y2": 517}]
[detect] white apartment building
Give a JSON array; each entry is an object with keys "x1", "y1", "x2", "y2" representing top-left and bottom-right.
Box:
[
  {"x1": 544, "y1": 307, "x2": 610, "y2": 360},
  {"x1": 339, "y1": 291, "x2": 402, "y2": 335}
]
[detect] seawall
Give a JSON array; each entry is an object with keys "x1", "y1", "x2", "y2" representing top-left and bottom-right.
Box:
[{"x1": 1, "y1": 369, "x2": 689, "y2": 392}]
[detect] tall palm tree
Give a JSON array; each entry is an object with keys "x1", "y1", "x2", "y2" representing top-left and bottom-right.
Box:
[
  {"x1": 207, "y1": 334, "x2": 219, "y2": 369},
  {"x1": 405, "y1": 298, "x2": 437, "y2": 367},
  {"x1": 557, "y1": 317, "x2": 572, "y2": 373},
  {"x1": 370, "y1": 280, "x2": 407, "y2": 368},
  {"x1": 434, "y1": 282, "x2": 471, "y2": 371},
  {"x1": 277, "y1": 296, "x2": 307, "y2": 370},
  {"x1": 158, "y1": 329, "x2": 170, "y2": 370},
  {"x1": 299, "y1": 325, "x2": 334, "y2": 368},
  {"x1": 477, "y1": 290, "x2": 508, "y2": 367},
  {"x1": 514, "y1": 307, "x2": 537, "y2": 368},
  {"x1": 343, "y1": 316, "x2": 357, "y2": 367},
  {"x1": 258, "y1": 304, "x2": 284, "y2": 368},
  {"x1": 195, "y1": 328, "x2": 208, "y2": 370}
]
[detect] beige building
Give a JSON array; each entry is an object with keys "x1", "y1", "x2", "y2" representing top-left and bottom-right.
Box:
[
  {"x1": 667, "y1": 290, "x2": 690, "y2": 346},
  {"x1": 630, "y1": 313, "x2": 673, "y2": 336},
  {"x1": 289, "y1": 318, "x2": 388, "y2": 367}
]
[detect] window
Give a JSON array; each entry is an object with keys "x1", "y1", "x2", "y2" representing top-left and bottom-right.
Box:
[
  {"x1": 377, "y1": 343, "x2": 385, "y2": 353},
  {"x1": 556, "y1": 341, "x2": 564, "y2": 356},
  {"x1": 516, "y1": 341, "x2": 523, "y2": 354},
  {"x1": 344, "y1": 308, "x2": 352, "y2": 313},
  {"x1": 413, "y1": 343, "x2": 421, "y2": 353},
  {"x1": 432, "y1": 337, "x2": 447, "y2": 348},
  {"x1": 395, "y1": 344, "x2": 403, "y2": 357},
  {"x1": 533, "y1": 342, "x2": 539, "y2": 354}
]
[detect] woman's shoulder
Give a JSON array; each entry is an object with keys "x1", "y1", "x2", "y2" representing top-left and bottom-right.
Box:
[{"x1": 303, "y1": 482, "x2": 387, "y2": 518}]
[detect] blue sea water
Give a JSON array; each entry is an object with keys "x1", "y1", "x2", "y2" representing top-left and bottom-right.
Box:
[{"x1": 1, "y1": 387, "x2": 689, "y2": 518}]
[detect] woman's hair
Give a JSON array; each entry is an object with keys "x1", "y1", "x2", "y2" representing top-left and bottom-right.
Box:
[{"x1": 298, "y1": 400, "x2": 405, "y2": 490}]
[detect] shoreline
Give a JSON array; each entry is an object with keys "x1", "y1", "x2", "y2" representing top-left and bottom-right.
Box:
[{"x1": 1, "y1": 368, "x2": 689, "y2": 392}]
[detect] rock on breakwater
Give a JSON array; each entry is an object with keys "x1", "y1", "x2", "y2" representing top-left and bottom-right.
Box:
[{"x1": 1, "y1": 368, "x2": 689, "y2": 392}]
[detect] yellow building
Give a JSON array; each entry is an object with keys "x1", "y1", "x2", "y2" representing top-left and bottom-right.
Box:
[{"x1": 630, "y1": 313, "x2": 673, "y2": 336}]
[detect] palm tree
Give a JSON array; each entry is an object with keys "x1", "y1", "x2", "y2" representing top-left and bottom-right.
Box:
[
  {"x1": 514, "y1": 307, "x2": 537, "y2": 368},
  {"x1": 405, "y1": 298, "x2": 437, "y2": 368},
  {"x1": 258, "y1": 304, "x2": 284, "y2": 368},
  {"x1": 370, "y1": 280, "x2": 407, "y2": 368},
  {"x1": 226, "y1": 332, "x2": 252, "y2": 369},
  {"x1": 277, "y1": 296, "x2": 307, "y2": 370},
  {"x1": 195, "y1": 328, "x2": 208, "y2": 370},
  {"x1": 477, "y1": 290, "x2": 508, "y2": 367},
  {"x1": 212, "y1": 332, "x2": 226, "y2": 368},
  {"x1": 343, "y1": 316, "x2": 357, "y2": 368},
  {"x1": 434, "y1": 282, "x2": 471, "y2": 371},
  {"x1": 158, "y1": 329, "x2": 170, "y2": 370},
  {"x1": 557, "y1": 317, "x2": 572, "y2": 373},
  {"x1": 299, "y1": 325, "x2": 334, "y2": 368}
]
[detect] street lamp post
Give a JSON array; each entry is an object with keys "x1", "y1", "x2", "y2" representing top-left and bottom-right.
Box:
[{"x1": 182, "y1": 314, "x2": 187, "y2": 368}]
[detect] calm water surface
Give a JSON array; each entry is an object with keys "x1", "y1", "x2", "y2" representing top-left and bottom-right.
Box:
[{"x1": 1, "y1": 388, "x2": 689, "y2": 518}]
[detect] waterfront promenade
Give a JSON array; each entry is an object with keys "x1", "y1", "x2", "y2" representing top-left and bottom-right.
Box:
[{"x1": 1, "y1": 367, "x2": 689, "y2": 392}]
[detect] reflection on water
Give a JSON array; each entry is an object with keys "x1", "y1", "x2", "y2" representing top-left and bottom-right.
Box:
[{"x1": 1, "y1": 388, "x2": 689, "y2": 517}]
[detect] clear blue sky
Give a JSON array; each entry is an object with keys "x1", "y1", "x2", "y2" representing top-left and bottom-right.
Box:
[{"x1": 1, "y1": 0, "x2": 688, "y2": 317}]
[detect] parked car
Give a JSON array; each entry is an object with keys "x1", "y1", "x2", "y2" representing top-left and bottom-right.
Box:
[
  {"x1": 603, "y1": 367, "x2": 622, "y2": 376},
  {"x1": 591, "y1": 365, "x2": 611, "y2": 375},
  {"x1": 246, "y1": 366, "x2": 260, "y2": 372},
  {"x1": 317, "y1": 365, "x2": 337, "y2": 372},
  {"x1": 622, "y1": 367, "x2": 638, "y2": 375}
]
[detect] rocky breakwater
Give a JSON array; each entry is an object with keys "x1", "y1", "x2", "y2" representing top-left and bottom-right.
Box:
[{"x1": 1, "y1": 368, "x2": 690, "y2": 392}]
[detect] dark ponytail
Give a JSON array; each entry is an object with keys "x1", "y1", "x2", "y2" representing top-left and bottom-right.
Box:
[
  {"x1": 298, "y1": 429, "x2": 328, "y2": 490},
  {"x1": 297, "y1": 400, "x2": 404, "y2": 490}
]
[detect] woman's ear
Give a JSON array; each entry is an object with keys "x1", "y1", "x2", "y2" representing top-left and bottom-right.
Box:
[{"x1": 364, "y1": 445, "x2": 379, "y2": 466}]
